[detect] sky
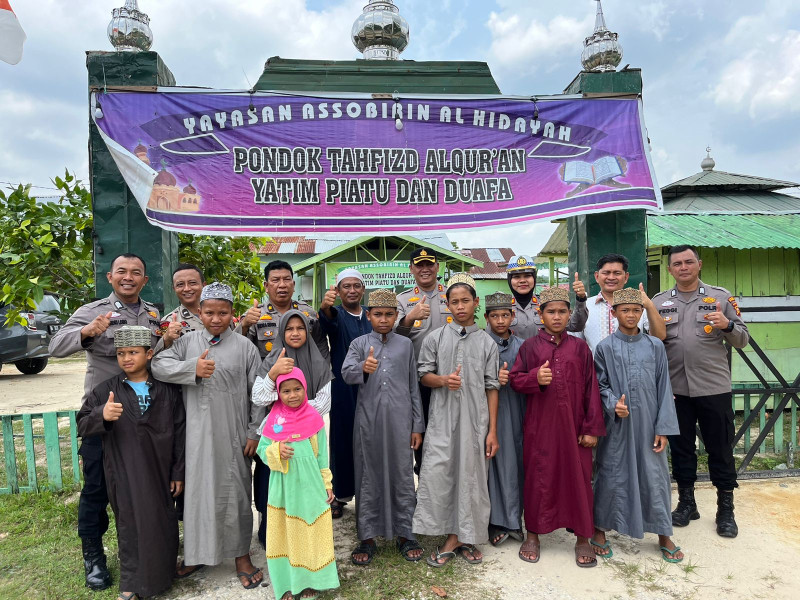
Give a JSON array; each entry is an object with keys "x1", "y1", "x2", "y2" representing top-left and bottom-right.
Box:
[{"x1": 2, "y1": 0, "x2": 800, "y2": 255}]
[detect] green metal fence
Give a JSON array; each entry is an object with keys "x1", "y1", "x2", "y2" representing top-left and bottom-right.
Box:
[{"x1": 0, "y1": 410, "x2": 80, "y2": 494}]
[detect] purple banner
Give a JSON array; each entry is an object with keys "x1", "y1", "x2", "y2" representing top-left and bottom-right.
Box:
[{"x1": 92, "y1": 91, "x2": 661, "y2": 235}]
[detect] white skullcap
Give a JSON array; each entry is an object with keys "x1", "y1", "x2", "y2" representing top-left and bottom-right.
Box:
[{"x1": 336, "y1": 268, "x2": 364, "y2": 286}]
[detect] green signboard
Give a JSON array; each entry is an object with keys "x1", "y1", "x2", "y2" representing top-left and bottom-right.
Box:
[{"x1": 325, "y1": 261, "x2": 444, "y2": 292}]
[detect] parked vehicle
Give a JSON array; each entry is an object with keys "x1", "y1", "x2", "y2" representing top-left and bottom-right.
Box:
[{"x1": 0, "y1": 295, "x2": 63, "y2": 374}]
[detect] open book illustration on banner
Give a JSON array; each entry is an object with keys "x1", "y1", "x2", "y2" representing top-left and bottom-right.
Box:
[{"x1": 559, "y1": 155, "x2": 633, "y2": 198}]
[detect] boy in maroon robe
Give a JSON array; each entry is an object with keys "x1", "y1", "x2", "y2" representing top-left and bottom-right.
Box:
[{"x1": 509, "y1": 287, "x2": 604, "y2": 568}]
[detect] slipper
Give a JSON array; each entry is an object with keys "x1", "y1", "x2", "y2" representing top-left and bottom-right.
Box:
[
  {"x1": 518, "y1": 539, "x2": 540, "y2": 563},
  {"x1": 299, "y1": 590, "x2": 319, "y2": 600},
  {"x1": 508, "y1": 529, "x2": 525, "y2": 542},
  {"x1": 117, "y1": 594, "x2": 139, "y2": 600},
  {"x1": 331, "y1": 500, "x2": 345, "y2": 519},
  {"x1": 237, "y1": 567, "x2": 262, "y2": 589},
  {"x1": 175, "y1": 561, "x2": 205, "y2": 579},
  {"x1": 489, "y1": 527, "x2": 510, "y2": 547},
  {"x1": 589, "y1": 539, "x2": 614, "y2": 558},
  {"x1": 426, "y1": 546, "x2": 457, "y2": 568},
  {"x1": 397, "y1": 538, "x2": 424, "y2": 562},
  {"x1": 574, "y1": 543, "x2": 598, "y2": 568},
  {"x1": 351, "y1": 540, "x2": 377, "y2": 566},
  {"x1": 457, "y1": 544, "x2": 483, "y2": 565},
  {"x1": 660, "y1": 545, "x2": 684, "y2": 563}
]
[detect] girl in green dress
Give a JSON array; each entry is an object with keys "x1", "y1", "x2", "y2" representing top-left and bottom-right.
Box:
[{"x1": 257, "y1": 367, "x2": 339, "y2": 600}]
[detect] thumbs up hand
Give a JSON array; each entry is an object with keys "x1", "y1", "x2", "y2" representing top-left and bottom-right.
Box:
[
  {"x1": 537, "y1": 360, "x2": 553, "y2": 386},
  {"x1": 196, "y1": 349, "x2": 216, "y2": 378},
  {"x1": 446, "y1": 365, "x2": 462, "y2": 391},
  {"x1": 498, "y1": 361, "x2": 509, "y2": 386},
  {"x1": 164, "y1": 311, "x2": 182, "y2": 342},
  {"x1": 705, "y1": 301, "x2": 730, "y2": 330},
  {"x1": 83, "y1": 311, "x2": 114, "y2": 338},
  {"x1": 638, "y1": 282, "x2": 655, "y2": 311},
  {"x1": 269, "y1": 347, "x2": 295, "y2": 381},
  {"x1": 410, "y1": 295, "x2": 431, "y2": 321},
  {"x1": 571, "y1": 272, "x2": 587, "y2": 300},
  {"x1": 102, "y1": 391, "x2": 124, "y2": 421},
  {"x1": 363, "y1": 346, "x2": 379, "y2": 374},
  {"x1": 321, "y1": 285, "x2": 338, "y2": 310},
  {"x1": 615, "y1": 393, "x2": 629, "y2": 418},
  {"x1": 241, "y1": 298, "x2": 262, "y2": 329}
]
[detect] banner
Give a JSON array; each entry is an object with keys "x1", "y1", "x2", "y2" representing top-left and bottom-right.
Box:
[
  {"x1": 325, "y1": 261, "x2": 445, "y2": 291},
  {"x1": 92, "y1": 90, "x2": 661, "y2": 235}
]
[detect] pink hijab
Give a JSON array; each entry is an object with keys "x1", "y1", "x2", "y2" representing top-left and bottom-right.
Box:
[{"x1": 262, "y1": 367, "x2": 324, "y2": 442}]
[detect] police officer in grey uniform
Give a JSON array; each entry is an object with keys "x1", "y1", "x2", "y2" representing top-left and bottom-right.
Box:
[
  {"x1": 505, "y1": 254, "x2": 589, "y2": 339},
  {"x1": 237, "y1": 259, "x2": 329, "y2": 547},
  {"x1": 652, "y1": 245, "x2": 749, "y2": 538},
  {"x1": 395, "y1": 247, "x2": 451, "y2": 471},
  {"x1": 49, "y1": 253, "x2": 161, "y2": 590},
  {"x1": 161, "y1": 263, "x2": 207, "y2": 338}
]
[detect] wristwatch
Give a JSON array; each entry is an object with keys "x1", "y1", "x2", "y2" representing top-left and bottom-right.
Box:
[{"x1": 723, "y1": 320, "x2": 735, "y2": 333}]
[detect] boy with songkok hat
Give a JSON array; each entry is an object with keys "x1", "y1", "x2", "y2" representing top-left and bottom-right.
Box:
[
  {"x1": 591, "y1": 288, "x2": 684, "y2": 563},
  {"x1": 509, "y1": 287, "x2": 605, "y2": 567},
  {"x1": 413, "y1": 274, "x2": 500, "y2": 567},
  {"x1": 77, "y1": 326, "x2": 186, "y2": 600},
  {"x1": 483, "y1": 292, "x2": 527, "y2": 546},
  {"x1": 151, "y1": 282, "x2": 265, "y2": 589},
  {"x1": 341, "y1": 289, "x2": 425, "y2": 565}
]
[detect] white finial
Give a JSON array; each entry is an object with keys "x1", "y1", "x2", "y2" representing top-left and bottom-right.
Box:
[
  {"x1": 581, "y1": 0, "x2": 623, "y2": 72},
  {"x1": 352, "y1": 1, "x2": 409, "y2": 60},
  {"x1": 701, "y1": 147, "x2": 716, "y2": 171},
  {"x1": 108, "y1": 1, "x2": 153, "y2": 52}
]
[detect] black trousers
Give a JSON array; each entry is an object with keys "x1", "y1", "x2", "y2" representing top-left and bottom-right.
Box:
[
  {"x1": 253, "y1": 453, "x2": 269, "y2": 546},
  {"x1": 413, "y1": 383, "x2": 432, "y2": 471},
  {"x1": 77, "y1": 436, "x2": 110, "y2": 540},
  {"x1": 669, "y1": 392, "x2": 738, "y2": 490}
]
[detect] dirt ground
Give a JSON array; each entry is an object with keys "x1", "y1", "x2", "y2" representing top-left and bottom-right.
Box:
[{"x1": 1, "y1": 356, "x2": 799, "y2": 599}]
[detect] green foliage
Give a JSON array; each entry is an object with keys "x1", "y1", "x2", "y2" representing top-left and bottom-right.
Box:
[
  {"x1": 0, "y1": 173, "x2": 94, "y2": 326},
  {"x1": 178, "y1": 234, "x2": 267, "y2": 315}
]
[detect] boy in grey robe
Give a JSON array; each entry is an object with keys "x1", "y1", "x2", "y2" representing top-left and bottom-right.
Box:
[
  {"x1": 484, "y1": 292, "x2": 526, "y2": 546},
  {"x1": 341, "y1": 289, "x2": 425, "y2": 565},
  {"x1": 151, "y1": 283, "x2": 265, "y2": 589},
  {"x1": 592, "y1": 288, "x2": 684, "y2": 563},
  {"x1": 413, "y1": 273, "x2": 500, "y2": 567}
]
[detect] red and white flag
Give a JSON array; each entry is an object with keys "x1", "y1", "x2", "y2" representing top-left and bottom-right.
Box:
[{"x1": 0, "y1": 0, "x2": 26, "y2": 65}]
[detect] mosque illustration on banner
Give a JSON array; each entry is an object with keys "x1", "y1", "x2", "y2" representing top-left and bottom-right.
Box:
[{"x1": 133, "y1": 141, "x2": 202, "y2": 212}]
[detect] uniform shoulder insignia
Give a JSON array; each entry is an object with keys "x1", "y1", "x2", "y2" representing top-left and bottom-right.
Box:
[
  {"x1": 438, "y1": 284, "x2": 444, "y2": 292},
  {"x1": 727, "y1": 296, "x2": 742, "y2": 316},
  {"x1": 87, "y1": 298, "x2": 110, "y2": 308},
  {"x1": 292, "y1": 301, "x2": 299, "y2": 309}
]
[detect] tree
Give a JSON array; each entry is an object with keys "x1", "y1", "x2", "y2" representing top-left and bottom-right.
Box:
[
  {"x1": 0, "y1": 173, "x2": 94, "y2": 325},
  {"x1": 177, "y1": 234, "x2": 267, "y2": 315}
]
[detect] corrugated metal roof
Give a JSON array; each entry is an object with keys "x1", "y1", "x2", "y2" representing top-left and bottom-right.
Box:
[
  {"x1": 662, "y1": 170, "x2": 798, "y2": 196},
  {"x1": 647, "y1": 214, "x2": 800, "y2": 249},
  {"x1": 661, "y1": 191, "x2": 800, "y2": 214},
  {"x1": 539, "y1": 222, "x2": 568, "y2": 257},
  {"x1": 464, "y1": 247, "x2": 517, "y2": 279}
]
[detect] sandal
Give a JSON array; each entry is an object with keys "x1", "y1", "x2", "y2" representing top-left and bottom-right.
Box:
[
  {"x1": 175, "y1": 561, "x2": 205, "y2": 579},
  {"x1": 351, "y1": 540, "x2": 377, "y2": 566},
  {"x1": 396, "y1": 538, "x2": 424, "y2": 562},
  {"x1": 574, "y1": 543, "x2": 598, "y2": 568},
  {"x1": 457, "y1": 544, "x2": 483, "y2": 565},
  {"x1": 489, "y1": 527, "x2": 510, "y2": 547},
  {"x1": 660, "y1": 545, "x2": 684, "y2": 563},
  {"x1": 426, "y1": 546, "x2": 457, "y2": 568},
  {"x1": 518, "y1": 539, "x2": 540, "y2": 563},
  {"x1": 118, "y1": 594, "x2": 139, "y2": 600},
  {"x1": 589, "y1": 538, "x2": 614, "y2": 558},
  {"x1": 237, "y1": 567, "x2": 262, "y2": 589},
  {"x1": 299, "y1": 590, "x2": 319, "y2": 600},
  {"x1": 508, "y1": 529, "x2": 525, "y2": 542},
  {"x1": 331, "y1": 500, "x2": 345, "y2": 519}
]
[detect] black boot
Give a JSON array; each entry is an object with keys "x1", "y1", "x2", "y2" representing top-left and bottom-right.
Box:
[
  {"x1": 672, "y1": 486, "x2": 700, "y2": 527},
  {"x1": 81, "y1": 537, "x2": 111, "y2": 591},
  {"x1": 716, "y1": 490, "x2": 738, "y2": 538}
]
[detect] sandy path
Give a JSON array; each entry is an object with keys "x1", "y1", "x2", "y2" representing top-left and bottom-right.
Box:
[{"x1": 3, "y1": 358, "x2": 799, "y2": 599}]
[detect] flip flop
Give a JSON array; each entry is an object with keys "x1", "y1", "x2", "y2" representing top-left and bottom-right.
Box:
[
  {"x1": 331, "y1": 500, "x2": 345, "y2": 519},
  {"x1": 426, "y1": 546, "x2": 457, "y2": 568},
  {"x1": 489, "y1": 527, "x2": 510, "y2": 547},
  {"x1": 397, "y1": 538, "x2": 424, "y2": 562},
  {"x1": 237, "y1": 567, "x2": 262, "y2": 589},
  {"x1": 575, "y1": 543, "x2": 598, "y2": 568},
  {"x1": 660, "y1": 545, "x2": 684, "y2": 563},
  {"x1": 518, "y1": 539, "x2": 540, "y2": 563},
  {"x1": 457, "y1": 544, "x2": 483, "y2": 565},
  {"x1": 589, "y1": 539, "x2": 614, "y2": 558},
  {"x1": 117, "y1": 594, "x2": 139, "y2": 600},
  {"x1": 175, "y1": 561, "x2": 205, "y2": 579}
]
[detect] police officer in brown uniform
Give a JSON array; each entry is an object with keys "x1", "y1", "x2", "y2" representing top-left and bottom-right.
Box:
[
  {"x1": 49, "y1": 253, "x2": 161, "y2": 590},
  {"x1": 237, "y1": 259, "x2": 329, "y2": 546},
  {"x1": 652, "y1": 245, "x2": 749, "y2": 538},
  {"x1": 395, "y1": 247, "x2": 451, "y2": 471}
]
